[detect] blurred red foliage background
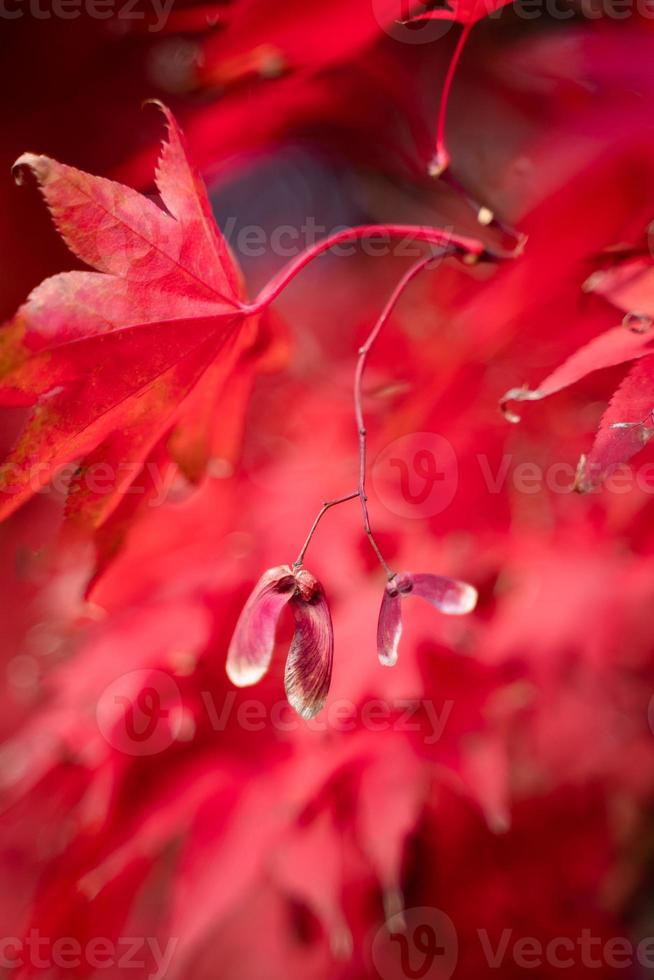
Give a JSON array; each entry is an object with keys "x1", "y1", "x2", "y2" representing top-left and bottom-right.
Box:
[{"x1": 2, "y1": 3, "x2": 654, "y2": 979}]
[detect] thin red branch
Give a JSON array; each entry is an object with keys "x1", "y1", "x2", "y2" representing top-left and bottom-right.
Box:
[
  {"x1": 246, "y1": 224, "x2": 484, "y2": 313},
  {"x1": 294, "y1": 492, "x2": 360, "y2": 568},
  {"x1": 430, "y1": 22, "x2": 474, "y2": 178},
  {"x1": 293, "y1": 251, "x2": 447, "y2": 572},
  {"x1": 354, "y1": 253, "x2": 445, "y2": 576}
]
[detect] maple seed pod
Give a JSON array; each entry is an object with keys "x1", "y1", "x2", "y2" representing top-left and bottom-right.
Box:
[
  {"x1": 226, "y1": 564, "x2": 333, "y2": 720},
  {"x1": 377, "y1": 571, "x2": 477, "y2": 667}
]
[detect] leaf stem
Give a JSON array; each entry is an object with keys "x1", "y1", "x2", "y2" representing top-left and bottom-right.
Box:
[
  {"x1": 354, "y1": 253, "x2": 445, "y2": 576},
  {"x1": 294, "y1": 492, "x2": 360, "y2": 568},
  {"x1": 293, "y1": 250, "x2": 448, "y2": 573},
  {"x1": 426, "y1": 25, "x2": 527, "y2": 251},
  {"x1": 430, "y1": 23, "x2": 473, "y2": 178},
  {"x1": 245, "y1": 224, "x2": 485, "y2": 313}
]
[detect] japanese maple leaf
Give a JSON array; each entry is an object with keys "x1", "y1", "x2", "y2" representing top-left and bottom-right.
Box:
[
  {"x1": 500, "y1": 322, "x2": 654, "y2": 423},
  {"x1": 501, "y1": 251, "x2": 654, "y2": 490},
  {"x1": 576, "y1": 354, "x2": 654, "y2": 491},
  {"x1": 0, "y1": 102, "x2": 254, "y2": 529}
]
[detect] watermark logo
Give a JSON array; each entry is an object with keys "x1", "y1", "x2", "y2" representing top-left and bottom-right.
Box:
[
  {"x1": 96, "y1": 669, "x2": 182, "y2": 756},
  {"x1": 0, "y1": 932, "x2": 177, "y2": 980},
  {"x1": 7, "y1": 439, "x2": 654, "y2": 515},
  {"x1": 372, "y1": 432, "x2": 458, "y2": 519},
  {"x1": 371, "y1": 0, "x2": 455, "y2": 43},
  {"x1": 372, "y1": 907, "x2": 459, "y2": 980},
  {"x1": 96, "y1": 688, "x2": 453, "y2": 754},
  {"x1": 371, "y1": 911, "x2": 654, "y2": 977},
  {"x1": 0, "y1": 0, "x2": 175, "y2": 29}
]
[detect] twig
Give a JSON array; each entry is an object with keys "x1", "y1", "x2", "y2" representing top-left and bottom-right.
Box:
[
  {"x1": 429, "y1": 23, "x2": 473, "y2": 178},
  {"x1": 245, "y1": 224, "x2": 484, "y2": 313},
  {"x1": 294, "y1": 492, "x2": 359, "y2": 568},
  {"x1": 354, "y1": 253, "x2": 445, "y2": 576},
  {"x1": 294, "y1": 249, "x2": 449, "y2": 571}
]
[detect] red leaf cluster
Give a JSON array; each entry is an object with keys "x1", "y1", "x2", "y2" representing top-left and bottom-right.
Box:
[{"x1": 2, "y1": 8, "x2": 654, "y2": 980}]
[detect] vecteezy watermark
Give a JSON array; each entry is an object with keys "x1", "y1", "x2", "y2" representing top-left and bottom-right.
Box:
[
  {"x1": 370, "y1": 432, "x2": 654, "y2": 519},
  {"x1": 202, "y1": 692, "x2": 454, "y2": 744},
  {"x1": 371, "y1": 0, "x2": 654, "y2": 43},
  {"x1": 0, "y1": 932, "x2": 177, "y2": 979},
  {"x1": 0, "y1": 459, "x2": 182, "y2": 509},
  {"x1": 4, "y1": 438, "x2": 654, "y2": 514},
  {"x1": 372, "y1": 907, "x2": 459, "y2": 980},
  {"x1": 477, "y1": 929, "x2": 654, "y2": 970},
  {"x1": 96, "y1": 668, "x2": 184, "y2": 756},
  {"x1": 95, "y1": 670, "x2": 456, "y2": 754},
  {"x1": 1, "y1": 0, "x2": 652, "y2": 28},
  {"x1": 371, "y1": 0, "x2": 457, "y2": 43},
  {"x1": 62, "y1": 216, "x2": 456, "y2": 274},
  {"x1": 5, "y1": 442, "x2": 654, "y2": 514},
  {"x1": 372, "y1": 432, "x2": 459, "y2": 520},
  {"x1": 371, "y1": 908, "x2": 654, "y2": 978},
  {"x1": 0, "y1": 0, "x2": 174, "y2": 28},
  {"x1": 211, "y1": 219, "x2": 455, "y2": 262}
]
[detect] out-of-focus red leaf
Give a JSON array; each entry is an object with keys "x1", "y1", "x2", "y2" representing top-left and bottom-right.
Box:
[
  {"x1": 576, "y1": 353, "x2": 654, "y2": 491},
  {"x1": 588, "y1": 257, "x2": 654, "y2": 318},
  {"x1": 501, "y1": 324, "x2": 654, "y2": 422}
]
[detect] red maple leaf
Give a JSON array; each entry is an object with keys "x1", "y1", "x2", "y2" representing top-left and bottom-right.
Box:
[
  {"x1": 501, "y1": 249, "x2": 654, "y2": 489},
  {"x1": 0, "y1": 102, "x2": 256, "y2": 531},
  {"x1": 576, "y1": 354, "x2": 654, "y2": 491}
]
